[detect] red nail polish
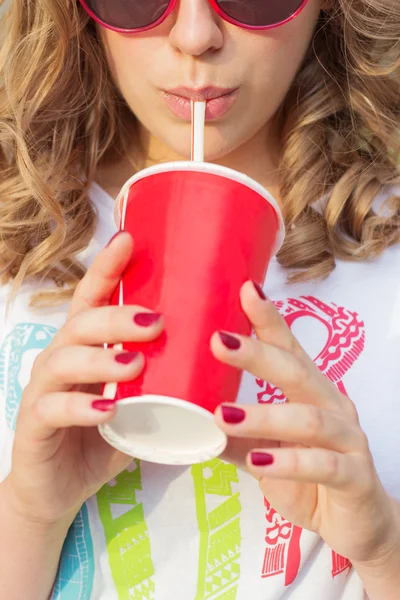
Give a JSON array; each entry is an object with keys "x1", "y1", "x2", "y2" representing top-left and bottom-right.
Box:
[
  {"x1": 115, "y1": 351, "x2": 139, "y2": 364},
  {"x1": 219, "y1": 332, "x2": 241, "y2": 351},
  {"x1": 252, "y1": 280, "x2": 267, "y2": 301},
  {"x1": 221, "y1": 405, "x2": 246, "y2": 424},
  {"x1": 92, "y1": 399, "x2": 116, "y2": 412},
  {"x1": 251, "y1": 452, "x2": 274, "y2": 466},
  {"x1": 106, "y1": 231, "x2": 124, "y2": 248},
  {"x1": 134, "y1": 313, "x2": 162, "y2": 327}
]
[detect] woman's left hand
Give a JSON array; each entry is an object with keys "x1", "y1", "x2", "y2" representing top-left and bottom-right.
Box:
[{"x1": 210, "y1": 280, "x2": 400, "y2": 566}]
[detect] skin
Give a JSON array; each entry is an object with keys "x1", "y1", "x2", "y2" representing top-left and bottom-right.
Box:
[
  {"x1": 96, "y1": 0, "x2": 322, "y2": 201},
  {"x1": 3, "y1": 234, "x2": 400, "y2": 600},
  {"x1": 2, "y1": 3, "x2": 400, "y2": 599},
  {"x1": 93, "y1": 0, "x2": 400, "y2": 579}
]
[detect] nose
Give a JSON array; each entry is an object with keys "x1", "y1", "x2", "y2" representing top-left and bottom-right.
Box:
[{"x1": 168, "y1": 0, "x2": 224, "y2": 57}]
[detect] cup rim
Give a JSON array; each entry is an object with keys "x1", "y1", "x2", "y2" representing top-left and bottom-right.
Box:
[
  {"x1": 98, "y1": 394, "x2": 228, "y2": 465},
  {"x1": 116, "y1": 161, "x2": 285, "y2": 255}
]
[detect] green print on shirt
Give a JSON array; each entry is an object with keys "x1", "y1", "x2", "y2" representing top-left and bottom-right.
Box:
[
  {"x1": 192, "y1": 459, "x2": 242, "y2": 600},
  {"x1": 97, "y1": 460, "x2": 155, "y2": 600}
]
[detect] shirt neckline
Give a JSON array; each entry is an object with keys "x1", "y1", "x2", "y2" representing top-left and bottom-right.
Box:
[{"x1": 90, "y1": 181, "x2": 116, "y2": 208}]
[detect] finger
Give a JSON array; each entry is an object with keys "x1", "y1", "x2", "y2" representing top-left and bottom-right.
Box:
[
  {"x1": 246, "y1": 447, "x2": 366, "y2": 490},
  {"x1": 238, "y1": 282, "x2": 352, "y2": 413},
  {"x1": 219, "y1": 436, "x2": 280, "y2": 471},
  {"x1": 240, "y1": 280, "x2": 298, "y2": 351},
  {"x1": 215, "y1": 403, "x2": 366, "y2": 453},
  {"x1": 30, "y1": 345, "x2": 144, "y2": 396},
  {"x1": 53, "y1": 305, "x2": 164, "y2": 348},
  {"x1": 68, "y1": 230, "x2": 134, "y2": 320},
  {"x1": 28, "y1": 392, "x2": 120, "y2": 441},
  {"x1": 211, "y1": 330, "x2": 340, "y2": 411}
]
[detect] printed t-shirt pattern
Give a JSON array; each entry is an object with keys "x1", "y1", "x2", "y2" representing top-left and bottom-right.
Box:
[{"x1": 0, "y1": 182, "x2": 399, "y2": 599}]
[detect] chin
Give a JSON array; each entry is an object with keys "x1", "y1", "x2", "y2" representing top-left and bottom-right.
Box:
[{"x1": 156, "y1": 130, "x2": 240, "y2": 164}]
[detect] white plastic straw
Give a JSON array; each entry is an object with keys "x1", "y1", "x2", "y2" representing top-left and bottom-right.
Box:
[{"x1": 191, "y1": 100, "x2": 206, "y2": 162}]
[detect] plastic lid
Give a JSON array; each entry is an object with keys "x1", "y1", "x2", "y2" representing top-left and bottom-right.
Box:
[{"x1": 98, "y1": 395, "x2": 228, "y2": 466}]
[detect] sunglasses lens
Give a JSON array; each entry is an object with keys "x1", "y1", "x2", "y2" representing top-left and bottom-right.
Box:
[
  {"x1": 84, "y1": 0, "x2": 170, "y2": 30},
  {"x1": 217, "y1": 0, "x2": 305, "y2": 27}
]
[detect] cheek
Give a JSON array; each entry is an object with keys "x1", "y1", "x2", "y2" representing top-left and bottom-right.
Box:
[
  {"x1": 248, "y1": 6, "x2": 320, "y2": 102},
  {"x1": 241, "y1": 43, "x2": 299, "y2": 121},
  {"x1": 101, "y1": 31, "x2": 158, "y2": 95},
  {"x1": 252, "y1": 39, "x2": 305, "y2": 91}
]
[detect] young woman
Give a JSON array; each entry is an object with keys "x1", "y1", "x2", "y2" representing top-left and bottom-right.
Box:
[{"x1": 0, "y1": 1, "x2": 399, "y2": 598}]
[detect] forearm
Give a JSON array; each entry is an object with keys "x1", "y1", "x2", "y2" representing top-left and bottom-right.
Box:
[
  {"x1": 353, "y1": 498, "x2": 400, "y2": 600},
  {"x1": 0, "y1": 478, "x2": 71, "y2": 600}
]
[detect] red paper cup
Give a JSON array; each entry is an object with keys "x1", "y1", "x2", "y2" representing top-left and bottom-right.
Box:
[{"x1": 99, "y1": 162, "x2": 284, "y2": 465}]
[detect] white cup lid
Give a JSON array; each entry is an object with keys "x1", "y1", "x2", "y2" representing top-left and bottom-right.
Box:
[{"x1": 98, "y1": 395, "x2": 228, "y2": 466}]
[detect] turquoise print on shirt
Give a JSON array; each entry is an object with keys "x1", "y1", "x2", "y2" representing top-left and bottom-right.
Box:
[
  {"x1": 0, "y1": 323, "x2": 58, "y2": 431},
  {"x1": 52, "y1": 504, "x2": 95, "y2": 600},
  {"x1": 0, "y1": 323, "x2": 95, "y2": 600}
]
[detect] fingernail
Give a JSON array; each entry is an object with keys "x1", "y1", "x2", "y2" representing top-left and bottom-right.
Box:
[
  {"x1": 115, "y1": 351, "x2": 139, "y2": 364},
  {"x1": 219, "y1": 332, "x2": 241, "y2": 351},
  {"x1": 251, "y1": 452, "x2": 274, "y2": 467},
  {"x1": 221, "y1": 405, "x2": 246, "y2": 424},
  {"x1": 106, "y1": 231, "x2": 124, "y2": 248},
  {"x1": 252, "y1": 280, "x2": 267, "y2": 301},
  {"x1": 92, "y1": 399, "x2": 116, "y2": 412},
  {"x1": 134, "y1": 312, "x2": 162, "y2": 327}
]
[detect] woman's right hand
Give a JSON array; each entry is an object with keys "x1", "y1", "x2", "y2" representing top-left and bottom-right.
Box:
[{"x1": 3, "y1": 231, "x2": 164, "y2": 528}]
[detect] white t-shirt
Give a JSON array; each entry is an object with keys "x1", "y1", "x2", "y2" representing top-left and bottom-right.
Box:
[{"x1": 1, "y1": 181, "x2": 399, "y2": 600}]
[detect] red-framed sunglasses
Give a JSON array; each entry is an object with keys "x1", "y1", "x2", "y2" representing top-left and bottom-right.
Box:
[{"x1": 78, "y1": 0, "x2": 309, "y2": 34}]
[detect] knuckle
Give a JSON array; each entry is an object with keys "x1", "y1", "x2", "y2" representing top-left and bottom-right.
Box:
[
  {"x1": 289, "y1": 449, "x2": 302, "y2": 473},
  {"x1": 64, "y1": 393, "x2": 76, "y2": 420},
  {"x1": 303, "y1": 406, "x2": 324, "y2": 440},
  {"x1": 245, "y1": 339, "x2": 258, "y2": 361},
  {"x1": 345, "y1": 455, "x2": 376, "y2": 498},
  {"x1": 46, "y1": 347, "x2": 68, "y2": 382},
  {"x1": 355, "y1": 428, "x2": 370, "y2": 452},
  {"x1": 88, "y1": 345, "x2": 106, "y2": 367},
  {"x1": 32, "y1": 352, "x2": 44, "y2": 375},
  {"x1": 67, "y1": 305, "x2": 120, "y2": 343},
  {"x1": 344, "y1": 398, "x2": 360, "y2": 422},
  {"x1": 248, "y1": 342, "x2": 262, "y2": 369},
  {"x1": 103, "y1": 306, "x2": 120, "y2": 333},
  {"x1": 357, "y1": 455, "x2": 376, "y2": 492},
  {"x1": 287, "y1": 356, "x2": 310, "y2": 388},
  {"x1": 31, "y1": 350, "x2": 46, "y2": 374},
  {"x1": 64, "y1": 313, "x2": 84, "y2": 342},
  {"x1": 324, "y1": 451, "x2": 340, "y2": 479},
  {"x1": 31, "y1": 395, "x2": 50, "y2": 426},
  {"x1": 93, "y1": 306, "x2": 122, "y2": 340}
]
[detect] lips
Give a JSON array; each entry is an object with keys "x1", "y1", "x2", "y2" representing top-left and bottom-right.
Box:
[
  {"x1": 165, "y1": 86, "x2": 238, "y2": 101},
  {"x1": 162, "y1": 87, "x2": 239, "y2": 121}
]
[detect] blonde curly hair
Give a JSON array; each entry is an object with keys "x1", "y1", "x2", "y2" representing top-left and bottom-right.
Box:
[{"x1": 0, "y1": 0, "x2": 399, "y2": 313}]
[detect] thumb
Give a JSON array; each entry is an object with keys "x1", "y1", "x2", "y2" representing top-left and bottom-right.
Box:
[{"x1": 68, "y1": 230, "x2": 134, "y2": 320}]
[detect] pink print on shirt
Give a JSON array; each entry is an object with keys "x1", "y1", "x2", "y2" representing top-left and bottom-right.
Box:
[{"x1": 256, "y1": 296, "x2": 366, "y2": 585}]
